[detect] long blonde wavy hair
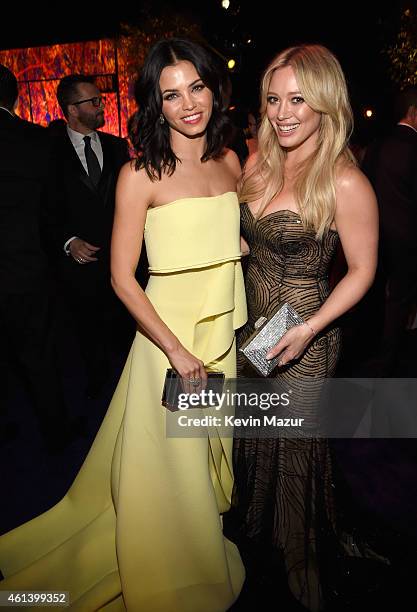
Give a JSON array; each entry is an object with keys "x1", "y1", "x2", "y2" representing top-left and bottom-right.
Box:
[{"x1": 239, "y1": 44, "x2": 356, "y2": 238}]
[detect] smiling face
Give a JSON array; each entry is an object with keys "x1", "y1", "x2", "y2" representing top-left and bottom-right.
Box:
[
  {"x1": 266, "y1": 65, "x2": 321, "y2": 155},
  {"x1": 159, "y1": 60, "x2": 213, "y2": 139}
]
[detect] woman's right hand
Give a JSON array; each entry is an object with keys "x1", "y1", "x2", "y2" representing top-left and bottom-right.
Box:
[{"x1": 166, "y1": 344, "x2": 207, "y2": 394}]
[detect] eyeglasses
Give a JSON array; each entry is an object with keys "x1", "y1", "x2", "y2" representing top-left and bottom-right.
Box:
[{"x1": 71, "y1": 96, "x2": 106, "y2": 108}]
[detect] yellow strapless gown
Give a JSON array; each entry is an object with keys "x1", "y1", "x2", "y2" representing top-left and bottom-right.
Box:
[{"x1": 0, "y1": 192, "x2": 247, "y2": 611}]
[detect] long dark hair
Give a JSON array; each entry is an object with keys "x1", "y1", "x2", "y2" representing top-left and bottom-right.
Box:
[{"x1": 129, "y1": 38, "x2": 231, "y2": 180}]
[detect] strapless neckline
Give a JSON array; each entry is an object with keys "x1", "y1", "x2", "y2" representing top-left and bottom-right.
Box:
[
  {"x1": 148, "y1": 191, "x2": 236, "y2": 213},
  {"x1": 243, "y1": 202, "x2": 302, "y2": 221},
  {"x1": 242, "y1": 202, "x2": 338, "y2": 234},
  {"x1": 144, "y1": 190, "x2": 242, "y2": 273}
]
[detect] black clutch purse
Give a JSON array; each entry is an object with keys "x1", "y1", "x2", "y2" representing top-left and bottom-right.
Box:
[{"x1": 161, "y1": 368, "x2": 225, "y2": 412}]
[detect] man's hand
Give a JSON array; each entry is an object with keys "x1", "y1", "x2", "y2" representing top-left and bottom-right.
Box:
[{"x1": 69, "y1": 238, "x2": 100, "y2": 264}]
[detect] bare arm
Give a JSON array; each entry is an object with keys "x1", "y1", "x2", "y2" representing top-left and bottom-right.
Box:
[
  {"x1": 267, "y1": 165, "x2": 379, "y2": 364},
  {"x1": 111, "y1": 162, "x2": 206, "y2": 383},
  {"x1": 307, "y1": 166, "x2": 378, "y2": 331}
]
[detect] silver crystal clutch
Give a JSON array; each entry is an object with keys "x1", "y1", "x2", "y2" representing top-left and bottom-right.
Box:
[{"x1": 239, "y1": 302, "x2": 304, "y2": 376}]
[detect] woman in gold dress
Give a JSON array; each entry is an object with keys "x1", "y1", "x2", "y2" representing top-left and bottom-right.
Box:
[
  {"x1": 0, "y1": 38, "x2": 247, "y2": 611},
  {"x1": 232, "y1": 44, "x2": 379, "y2": 610}
]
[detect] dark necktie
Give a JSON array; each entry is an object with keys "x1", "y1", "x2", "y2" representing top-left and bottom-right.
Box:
[{"x1": 83, "y1": 135, "x2": 101, "y2": 186}]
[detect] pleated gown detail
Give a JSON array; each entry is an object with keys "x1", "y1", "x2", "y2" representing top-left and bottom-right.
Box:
[{"x1": 0, "y1": 192, "x2": 247, "y2": 612}]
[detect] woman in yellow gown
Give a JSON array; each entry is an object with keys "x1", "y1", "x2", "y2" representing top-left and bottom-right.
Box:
[{"x1": 0, "y1": 38, "x2": 247, "y2": 611}]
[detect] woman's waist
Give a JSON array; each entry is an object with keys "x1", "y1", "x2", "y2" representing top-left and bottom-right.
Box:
[
  {"x1": 244, "y1": 283, "x2": 330, "y2": 319},
  {"x1": 145, "y1": 259, "x2": 243, "y2": 301},
  {"x1": 246, "y1": 269, "x2": 330, "y2": 287},
  {"x1": 147, "y1": 253, "x2": 241, "y2": 274},
  {"x1": 146, "y1": 259, "x2": 246, "y2": 325},
  {"x1": 246, "y1": 256, "x2": 332, "y2": 282}
]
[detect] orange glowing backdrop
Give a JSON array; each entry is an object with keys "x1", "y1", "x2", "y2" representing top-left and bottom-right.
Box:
[{"x1": 0, "y1": 38, "x2": 136, "y2": 138}]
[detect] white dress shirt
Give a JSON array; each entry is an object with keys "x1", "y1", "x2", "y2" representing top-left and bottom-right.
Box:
[{"x1": 67, "y1": 125, "x2": 104, "y2": 172}]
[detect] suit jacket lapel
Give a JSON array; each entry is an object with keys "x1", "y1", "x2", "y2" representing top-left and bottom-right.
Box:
[
  {"x1": 97, "y1": 133, "x2": 113, "y2": 205},
  {"x1": 63, "y1": 132, "x2": 97, "y2": 194}
]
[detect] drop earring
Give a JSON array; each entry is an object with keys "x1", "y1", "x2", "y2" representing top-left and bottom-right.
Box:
[{"x1": 159, "y1": 114, "x2": 165, "y2": 125}]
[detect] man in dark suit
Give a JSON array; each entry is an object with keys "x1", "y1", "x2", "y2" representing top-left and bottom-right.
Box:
[
  {"x1": 47, "y1": 75, "x2": 131, "y2": 398},
  {"x1": 362, "y1": 87, "x2": 417, "y2": 375},
  {"x1": 0, "y1": 64, "x2": 70, "y2": 451},
  {"x1": 346, "y1": 91, "x2": 417, "y2": 555}
]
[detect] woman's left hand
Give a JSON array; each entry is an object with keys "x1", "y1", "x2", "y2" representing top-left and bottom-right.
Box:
[{"x1": 266, "y1": 324, "x2": 315, "y2": 366}]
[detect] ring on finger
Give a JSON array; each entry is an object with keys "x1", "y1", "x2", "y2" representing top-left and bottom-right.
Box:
[{"x1": 187, "y1": 377, "x2": 201, "y2": 387}]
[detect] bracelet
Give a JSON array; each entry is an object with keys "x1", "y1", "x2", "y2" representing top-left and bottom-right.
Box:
[{"x1": 304, "y1": 321, "x2": 317, "y2": 337}]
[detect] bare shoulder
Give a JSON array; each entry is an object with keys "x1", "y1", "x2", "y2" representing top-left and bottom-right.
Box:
[
  {"x1": 116, "y1": 161, "x2": 156, "y2": 209},
  {"x1": 335, "y1": 161, "x2": 377, "y2": 221},
  {"x1": 336, "y1": 162, "x2": 373, "y2": 196},
  {"x1": 222, "y1": 147, "x2": 242, "y2": 179},
  {"x1": 118, "y1": 159, "x2": 144, "y2": 182}
]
